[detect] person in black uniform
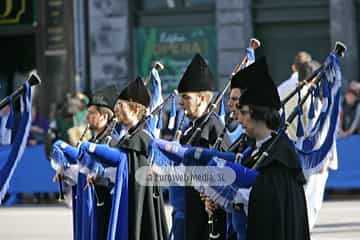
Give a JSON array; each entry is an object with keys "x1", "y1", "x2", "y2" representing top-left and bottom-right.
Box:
[
  {"x1": 205, "y1": 60, "x2": 264, "y2": 240},
  {"x1": 234, "y1": 58, "x2": 310, "y2": 240},
  {"x1": 78, "y1": 77, "x2": 168, "y2": 239},
  {"x1": 85, "y1": 84, "x2": 119, "y2": 240},
  {"x1": 51, "y1": 84, "x2": 119, "y2": 240},
  {"x1": 170, "y1": 53, "x2": 230, "y2": 240},
  {"x1": 224, "y1": 66, "x2": 254, "y2": 240},
  {"x1": 115, "y1": 77, "x2": 168, "y2": 240}
]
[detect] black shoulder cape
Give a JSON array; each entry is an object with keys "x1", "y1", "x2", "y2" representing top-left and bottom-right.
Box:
[
  {"x1": 119, "y1": 129, "x2": 168, "y2": 240},
  {"x1": 246, "y1": 133, "x2": 310, "y2": 240}
]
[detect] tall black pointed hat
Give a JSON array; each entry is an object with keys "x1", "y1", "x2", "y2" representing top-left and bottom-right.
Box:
[
  {"x1": 231, "y1": 57, "x2": 269, "y2": 90},
  {"x1": 177, "y1": 53, "x2": 216, "y2": 93},
  {"x1": 117, "y1": 76, "x2": 150, "y2": 107},
  {"x1": 237, "y1": 57, "x2": 281, "y2": 110},
  {"x1": 89, "y1": 84, "x2": 119, "y2": 111}
]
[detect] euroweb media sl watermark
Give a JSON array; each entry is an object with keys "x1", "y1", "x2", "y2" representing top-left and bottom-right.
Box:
[{"x1": 135, "y1": 166, "x2": 236, "y2": 187}]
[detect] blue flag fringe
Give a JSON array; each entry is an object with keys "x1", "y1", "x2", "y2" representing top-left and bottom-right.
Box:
[
  {"x1": 308, "y1": 91, "x2": 315, "y2": 120},
  {"x1": 295, "y1": 52, "x2": 342, "y2": 174}
]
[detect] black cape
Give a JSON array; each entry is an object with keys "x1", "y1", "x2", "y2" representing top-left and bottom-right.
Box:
[
  {"x1": 246, "y1": 133, "x2": 310, "y2": 240},
  {"x1": 180, "y1": 112, "x2": 231, "y2": 240},
  {"x1": 119, "y1": 129, "x2": 168, "y2": 240}
]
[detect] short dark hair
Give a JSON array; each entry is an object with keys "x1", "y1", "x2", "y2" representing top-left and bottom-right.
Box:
[
  {"x1": 248, "y1": 105, "x2": 281, "y2": 130},
  {"x1": 298, "y1": 60, "x2": 320, "y2": 82},
  {"x1": 294, "y1": 51, "x2": 312, "y2": 71}
]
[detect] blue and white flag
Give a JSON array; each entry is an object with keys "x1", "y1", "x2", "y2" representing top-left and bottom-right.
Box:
[
  {"x1": 146, "y1": 66, "x2": 164, "y2": 138},
  {"x1": 0, "y1": 82, "x2": 32, "y2": 203},
  {"x1": 149, "y1": 67, "x2": 163, "y2": 111},
  {"x1": 294, "y1": 52, "x2": 342, "y2": 174},
  {"x1": 245, "y1": 47, "x2": 255, "y2": 66}
]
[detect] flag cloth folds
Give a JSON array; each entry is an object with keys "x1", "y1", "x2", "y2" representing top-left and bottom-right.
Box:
[
  {"x1": 294, "y1": 52, "x2": 342, "y2": 174},
  {"x1": 0, "y1": 82, "x2": 32, "y2": 203},
  {"x1": 146, "y1": 66, "x2": 164, "y2": 138}
]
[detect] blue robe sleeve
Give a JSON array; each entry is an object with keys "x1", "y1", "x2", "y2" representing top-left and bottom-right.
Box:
[
  {"x1": 208, "y1": 158, "x2": 258, "y2": 188},
  {"x1": 149, "y1": 139, "x2": 237, "y2": 166},
  {"x1": 53, "y1": 140, "x2": 79, "y2": 163},
  {"x1": 80, "y1": 142, "x2": 127, "y2": 167},
  {"x1": 184, "y1": 147, "x2": 236, "y2": 165},
  {"x1": 149, "y1": 139, "x2": 188, "y2": 166},
  {"x1": 62, "y1": 146, "x2": 79, "y2": 163}
]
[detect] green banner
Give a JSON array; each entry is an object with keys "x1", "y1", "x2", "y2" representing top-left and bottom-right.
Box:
[{"x1": 135, "y1": 26, "x2": 217, "y2": 94}]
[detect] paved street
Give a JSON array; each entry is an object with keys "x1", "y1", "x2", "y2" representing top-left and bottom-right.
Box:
[
  {"x1": 0, "y1": 200, "x2": 359, "y2": 239},
  {"x1": 311, "y1": 200, "x2": 360, "y2": 240},
  {"x1": 0, "y1": 205, "x2": 72, "y2": 240}
]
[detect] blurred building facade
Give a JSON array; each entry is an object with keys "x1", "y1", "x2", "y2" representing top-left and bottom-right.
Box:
[{"x1": 0, "y1": 0, "x2": 359, "y2": 116}]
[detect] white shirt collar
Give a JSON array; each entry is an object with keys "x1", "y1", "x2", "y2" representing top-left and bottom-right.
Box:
[{"x1": 255, "y1": 134, "x2": 272, "y2": 149}]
